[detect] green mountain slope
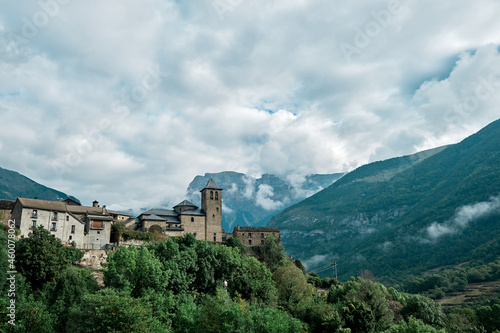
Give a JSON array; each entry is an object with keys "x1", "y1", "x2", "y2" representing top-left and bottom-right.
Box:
[
  {"x1": 0, "y1": 166, "x2": 77, "y2": 202},
  {"x1": 268, "y1": 118, "x2": 500, "y2": 282}
]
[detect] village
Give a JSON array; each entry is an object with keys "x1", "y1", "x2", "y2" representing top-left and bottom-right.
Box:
[{"x1": 0, "y1": 178, "x2": 280, "y2": 255}]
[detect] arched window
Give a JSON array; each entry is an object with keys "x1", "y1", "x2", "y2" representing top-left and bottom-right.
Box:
[
  {"x1": 215, "y1": 191, "x2": 218, "y2": 200},
  {"x1": 210, "y1": 191, "x2": 213, "y2": 199}
]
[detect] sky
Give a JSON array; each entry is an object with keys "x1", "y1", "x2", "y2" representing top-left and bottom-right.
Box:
[{"x1": 0, "y1": 0, "x2": 499, "y2": 212}]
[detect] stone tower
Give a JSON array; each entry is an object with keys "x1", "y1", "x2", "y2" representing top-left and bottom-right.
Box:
[{"x1": 201, "y1": 178, "x2": 223, "y2": 242}]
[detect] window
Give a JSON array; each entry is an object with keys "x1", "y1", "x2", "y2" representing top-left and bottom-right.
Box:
[
  {"x1": 214, "y1": 233, "x2": 217, "y2": 242},
  {"x1": 215, "y1": 191, "x2": 218, "y2": 201},
  {"x1": 191, "y1": 217, "x2": 194, "y2": 222},
  {"x1": 261, "y1": 240, "x2": 264, "y2": 245},
  {"x1": 31, "y1": 220, "x2": 37, "y2": 228},
  {"x1": 52, "y1": 212, "x2": 58, "y2": 220},
  {"x1": 249, "y1": 240, "x2": 252, "y2": 245},
  {"x1": 212, "y1": 214, "x2": 215, "y2": 218},
  {"x1": 248, "y1": 233, "x2": 252, "y2": 238},
  {"x1": 261, "y1": 233, "x2": 265, "y2": 238},
  {"x1": 51, "y1": 222, "x2": 57, "y2": 231},
  {"x1": 71, "y1": 225, "x2": 75, "y2": 233},
  {"x1": 31, "y1": 210, "x2": 37, "y2": 218},
  {"x1": 69, "y1": 236, "x2": 72, "y2": 240},
  {"x1": 210, "y1": 191, "x2": 213, "y2": 199},
  {"x1": 193, "y1": 232, "x2": 197, "y2": 237},
  {"x1": 97, "y1": 231, "x2": 100, "y2": 234},
  {"x1": 66, "y1": 216, "x2": 69, "y2": 221},
  {"x1": 216, "y1": 207, "x2": 219, "y2": 212}
]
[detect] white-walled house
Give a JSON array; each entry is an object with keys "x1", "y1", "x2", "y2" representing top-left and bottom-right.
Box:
[{"x1": 11, "y1": 197, "x2": 113, "y2": 250}]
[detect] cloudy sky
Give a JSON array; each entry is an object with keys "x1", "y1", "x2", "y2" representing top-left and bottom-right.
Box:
[{"x1": 1, "y1": 0, "x2": 499, "y2": 211}]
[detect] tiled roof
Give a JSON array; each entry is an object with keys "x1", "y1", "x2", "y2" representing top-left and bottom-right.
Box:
[
  {"x1": 16, "y1": 197, "x2": 111, "y2": 217},
  {"x1": 107, "y1": 210, "x2": 133, "y2": 217},
  {"x1": 201, "y1": 178, "x2": 222, "y2": 191},
  {"x1": 141, "y1": 209, "x2": 178, "y2": 217},
  {"x1": 180, "y1": 209, "x2": 205, "y2": 216},
  {"x1": 143, "y1": 214, "x2": 166, "y2": 221},
  {"x1": 174, "y1": 200, "x2": 197, "y2": 208}
]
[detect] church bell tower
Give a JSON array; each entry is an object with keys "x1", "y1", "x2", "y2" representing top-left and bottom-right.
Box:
[{"x1": 201, "y1": 178, "x2": 223, "y2": 242}]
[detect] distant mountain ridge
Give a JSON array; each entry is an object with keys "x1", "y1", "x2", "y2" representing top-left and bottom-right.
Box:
[
  {"x1": 0, "y1": 166, "x2": 77, "y2": 202},
  {"x1": 186, "y1": 171, "x2": 344, "y2": 232},
  {"x1": 268, "y1": 118, "x2": 500, "y2": 282}
]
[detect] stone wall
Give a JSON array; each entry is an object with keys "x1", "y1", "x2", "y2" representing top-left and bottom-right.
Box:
[{"x1": 76, "y1": 249, "x2": 109, "y2": 269}]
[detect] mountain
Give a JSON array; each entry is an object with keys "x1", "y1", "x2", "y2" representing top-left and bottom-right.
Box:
[
  {"x1": 268, "y1": 118, "x2": 500, "y2": 282},
  {"x1": 186, "y1": 171, "x2": 344, "y2": 232},
  {"x1": 0, "y1": 166, "x2": 78, "y2": 202}
]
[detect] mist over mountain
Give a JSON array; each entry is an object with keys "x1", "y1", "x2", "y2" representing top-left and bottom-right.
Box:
[
  {"x1": 268, "y1": 118, "x2": 500, "y2": 281},
  {"x1": 186, "y1": 171, "x2": 344, "y2": 232},
  {"x1": 0, "y1": 166, "x2": 77, "y2": 202}
]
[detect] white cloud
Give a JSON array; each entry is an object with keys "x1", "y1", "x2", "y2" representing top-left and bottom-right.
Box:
[
  {"x1": 427, "y1": 195, "x2": 500, "y2": 240},
  {"x1": 0, "y1": 0, "x2": 499, "y2": 211},
  {"x1": 255, "y1": 184, "x2": 283, "y2": 211}
]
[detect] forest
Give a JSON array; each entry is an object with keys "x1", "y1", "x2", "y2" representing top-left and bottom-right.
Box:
[{"x1": 0, "y1": 226, "x2": 499, "y2": 332}]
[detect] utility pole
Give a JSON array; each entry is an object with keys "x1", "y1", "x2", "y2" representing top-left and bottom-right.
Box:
[{"x1": 332, "y1": 260, "x2": 338, "y2": 280}]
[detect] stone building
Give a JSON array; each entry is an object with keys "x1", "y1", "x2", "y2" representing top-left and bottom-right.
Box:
[
  {"x1": 0, "y1": 200, "x2": 14, "y2": 225},
  {"x1": 232, "y1": 225, "x2": 280, "y2": 246},
  {"x1": 11, "y1": 197, "x2": 113, "y2": 249},
  {"x1": 138, "y1": 178, "x2": 226, "y2": 242}
]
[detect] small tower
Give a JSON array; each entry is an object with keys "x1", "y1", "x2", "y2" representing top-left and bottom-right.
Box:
[{"x1": 200, "y1": 178, "x2": 223, "y2": 242}]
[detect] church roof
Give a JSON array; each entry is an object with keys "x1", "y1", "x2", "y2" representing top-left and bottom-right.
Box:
[
  {"x1": 180, "y1": 209, "x2": 205, "y2": 216},
  {"x1": 143, "y1": 214, "x2": 166, "y2": 221},
  {"x1": 173, "y1": 200, "x2": 198, "y2": 208},
  {"x1": 141, "y1": 209, "x2": 178, "y2": 217},
  {"x1": 201, "y1": 177, "x2": 222, "y2": 191}
]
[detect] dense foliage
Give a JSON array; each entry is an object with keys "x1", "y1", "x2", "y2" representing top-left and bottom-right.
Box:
[
  {"x1": 1, "y1": 229, "x2": 500, "y2": 332},
  {"x1": 269, "y1": 118, "x2": 500, "y2": 282}
]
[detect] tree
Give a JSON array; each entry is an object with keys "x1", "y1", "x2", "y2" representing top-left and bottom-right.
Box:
[
  {"x1": 386, "y1": 316, "x2": 446, "y2": 333},
  {"x1": 66, "y1": 289, "x2": 168, "y2": 333},
  {"x1": 253, "y1": 235, "x2": 286, "y2": 271},
  {"x1": 104, "y1": 245, "x2": 170, "y2": 297},
  {"x1": 294, "y1": 259, "x2": 307, "y2": 275},
  {"x1": 225, "y1": 237, "x2": 246, "y2": 255},
  {"x1": 46, "y1": 268, "x2": 99, "y2": 332},
  {"x1": 272, "y1": 264, "x2": 315, "y2": 310},
  {"x1": 16, "y1": 226, "x2": 71, "y2": 289},
  {"x1": 400, "y1": 295, "x2": 445, "y2": 328}
]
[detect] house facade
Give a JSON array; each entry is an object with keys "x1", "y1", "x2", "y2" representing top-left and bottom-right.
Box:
[
  {"x1": 138, "y1": 178, "x2": 227, "y2": 242},
  {"x1": 11, "y1": 197, "x2": 113, "y2": 250},
  {"x1": 232, "y1": 225, "x2": 281, "y2": 246}
]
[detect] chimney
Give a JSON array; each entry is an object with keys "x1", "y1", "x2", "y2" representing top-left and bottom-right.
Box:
[{"x1": 92, "y1": 200, "x2": 99, "y2": 207}]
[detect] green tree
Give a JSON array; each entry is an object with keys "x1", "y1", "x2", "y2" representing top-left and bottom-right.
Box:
[
  {"x1": 400, "y1": 295, "x2": 445, "y2": 328},
  {"x1": 225, "y1": 237, "x2": 246, "y2": 255},
  {"x1": 253, "y1": 235, "x2": 286, "y2": 271},
  {"x1": 104, "y1": 245, "x2": 170, "y2": 297},
  {"x1": 385, "y1": 316, "x2": 446, "y2": 333},
  {"x1": 66, "y1": 289, "x2": 169, "y2": 333},
  {"x1": 16, "y1": 226, "x2": 71, "y2": 289},
  {"x1": 476, "y1": 304, "x2": 500, "y2": 332},
  {"x1": 272, "y1": 264, "x2": 315, "y2": 310},
  {"x1": 327, "y1": 278, "x2": 394, "y2": 332},
  {"x1": 294, "y1": 259, "x2": 307, "y2": 275},
  {"x1": 45, "y1": 268, "x2": 99, "y2": 332}
]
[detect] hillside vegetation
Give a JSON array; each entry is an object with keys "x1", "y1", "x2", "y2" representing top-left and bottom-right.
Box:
[
  {"x1": 269, "y1": 118, "x2": 500, "y2": 282},
  {"x1": 0, "y1": 166, "x2": 77, "y2": 202},
  {"x1": 4, "y1": 228, "x2": 498, "y2": 332}
]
